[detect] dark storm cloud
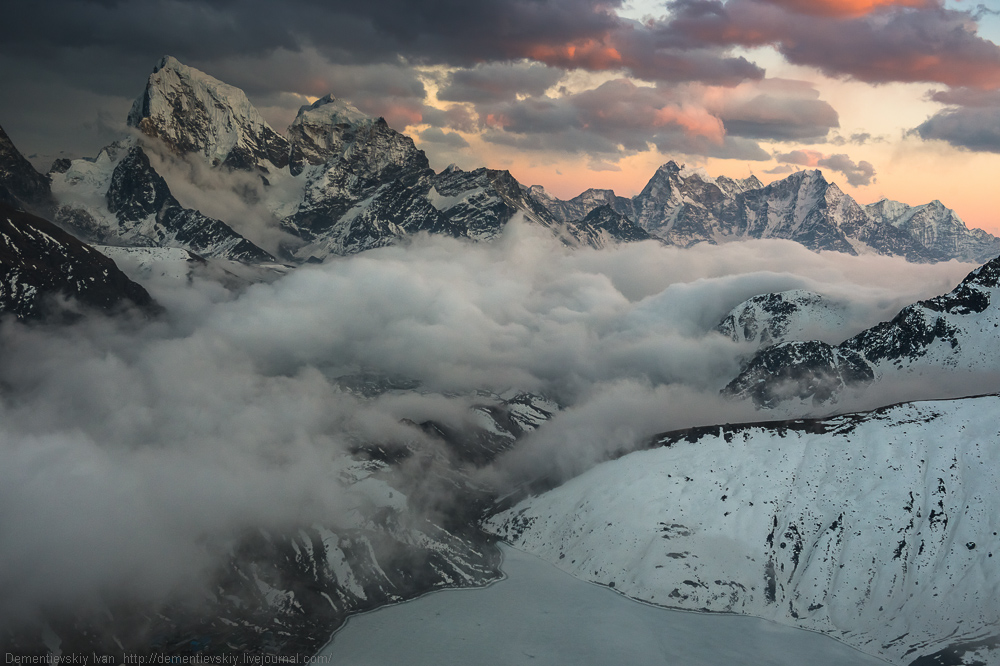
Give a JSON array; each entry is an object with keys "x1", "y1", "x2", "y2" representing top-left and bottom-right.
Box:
[
  {"x1": 438, "y1": 62, "x2": 563, "y2": 104},
  {"x1": 422, "y1": 105, "x2": 479, "y2": 133},
  {"x1": 658, "y1": 0, "x2": 1000, "y2": 88},
  {"x1": 417, "y1": 127, "x2": 470, "y2": 149}
]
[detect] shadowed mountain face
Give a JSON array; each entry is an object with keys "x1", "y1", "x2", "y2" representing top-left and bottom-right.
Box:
[
  {"x1": 0, "y1": 201, "x2": 155, "y2": 320},
  {"x1": 0, "y1": 124, "x2": 55, "y2": 216}
]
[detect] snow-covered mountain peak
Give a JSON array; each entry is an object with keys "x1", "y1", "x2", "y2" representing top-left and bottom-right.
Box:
[
  {"x1": 286, "y1": 95, "x2": 389, "y2": 170},
  {"x1": 717, "y1": 289, "x2": 849, "y2": 348},
  {"x1": 127, "y1": 55, "x2": 290, "y2": 172},
  {"x1": 294, "y1": 94, "x2": 371, "y2": 128},
  {"x1": 866, "y1": 196, "x2": 1000, "y2": 263},
  {"x1": 677, "y1": 164, "x2": 715, "y2": 183}
]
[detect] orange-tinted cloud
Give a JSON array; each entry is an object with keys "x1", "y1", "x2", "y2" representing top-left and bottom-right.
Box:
[
  {"x1": 527, "y1": 38, "x2": 624, "y2": 70},
  {"x1": 662, "y1": 0, "x2": 1000, "y2": 89},
  {"x1": 758, "y1": 0, "x2": 940, "y2": 17}
]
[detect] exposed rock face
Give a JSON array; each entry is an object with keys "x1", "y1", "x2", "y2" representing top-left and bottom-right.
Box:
[
  {"x1": 724, "y1": 254, "x2": 1000, "y2": 407},
  {"x1": 568, "y1": 205, "x2": 653, "y2": 248},
  {"x1": 51, "y1": 142, "x2": 274, "y2": 263},
  {"x1": 717, "y1": 290, "x2": 849, "y2": 348},
  {"x1": 528, "y1": 186, "x2": 636, "y2": 224},
  {"x1": 867, "y1": 198, "x2": 1000, "y2": 264},
  {"x1": 127, "y1": 56, "x2": 290, "y2": 172},
  {"x1": 0, "y1": 124, "x2": 55, "y2": 215},
  {"x1": 0, "y1": 201, "x2": 155, "y2": 320}
]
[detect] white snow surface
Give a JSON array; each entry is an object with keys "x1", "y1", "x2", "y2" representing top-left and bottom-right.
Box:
[{"x1": 485, "y1": 395, "x2": 1000, "y2": 665}]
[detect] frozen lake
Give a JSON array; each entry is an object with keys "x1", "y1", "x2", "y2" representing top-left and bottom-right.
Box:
[{"x1": 318, "y1": 544, "x2": 889, "y2": 665}]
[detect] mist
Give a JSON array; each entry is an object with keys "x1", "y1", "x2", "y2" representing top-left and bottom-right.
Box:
[{"x1": 0, "y1": 219, "x2": 978, "y2": 626}]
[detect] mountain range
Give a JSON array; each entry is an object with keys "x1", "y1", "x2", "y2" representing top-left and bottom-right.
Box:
[
  {"x1": 2, "y1": 55, "x2": 1000, "y2": 666},
  {"x1": 2, "y1": 55, "x2": 996, "y2": 275}
]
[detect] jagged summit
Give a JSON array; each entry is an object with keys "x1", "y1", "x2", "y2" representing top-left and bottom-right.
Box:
[
  {"x1": 286, "y1": 94, "x2": 401, "y2": 174},
  {"x1": 866, "y1": 196, "x2": 1000, "y2": 264},
  {"x1": 295, "y1": 94, "x2": 371, "y2": 127},
  {"x1": 127, "y1": 55, "x2": 290, "y2": 171}
]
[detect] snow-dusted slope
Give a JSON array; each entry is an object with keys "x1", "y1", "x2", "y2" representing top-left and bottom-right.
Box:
[
  {"x1": 0, "y1": 202, "x2": 155, "y2": 319},
  {"x1": 718, "y1": 289, "x2": 849, "y2": 348},
  {"x1": 50, "y1": 141, "x2": 274, "y2": 263},
  {"x1": 726, "y1": 255, "x2": 1000, "y2": 407},
  {"x1": 867, "y1": 198, "x2": 1000, "y2": 265},
  {"x1": 486, "y1": 395, "x2": 1000, "y2": 665},
  {"x1": 128, "y1": 56, "x2": 290, "y2": 172}
]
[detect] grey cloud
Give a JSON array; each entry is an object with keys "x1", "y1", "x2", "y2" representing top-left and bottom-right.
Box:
[
  {"x1": 914, "y1": 106, "x2": 1000, "y2": 153},
  {"x1": 439, "y1": 62, "x2": 563, "y2": 104},
  {"x1": 718, "y1": 94, "x2": 838, "y2": 141},
  {"x1": 830, "y1": 131, "x2": 883, "y2": 146},
  {"x1": 417, "y1": 127, "x2": 470, "y2": 149},
  {"x1": 0, "y1": 220, "x2": 975, "y2": 623},
  {"x1": 659, "y1": 0, "x2": 1000, "y2": 88},
  {"x1": 422, "y1": 105, "x2": 479, "y2": 133},
  {"x1": 913, "y1": 88, "x2": 1000, "y2": 153},
  {"x1": 478, "y1": 78, "x2": 769, "y2": 160}
]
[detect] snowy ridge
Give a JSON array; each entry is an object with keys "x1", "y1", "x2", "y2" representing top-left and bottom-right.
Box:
[
  {"x1": 50, "y1": 141, "x2": 274, "y2": 263},
  {"x1": 726, "y1": 255, "x2": 1000, "y2": 407},
  {"x1": 867, "y1": 198, "x2": 1000, "y2": 264},
  {"x1": 485, "y1": 395, "x2": 1000, "y2": 665},
  {"x1": 717, "y1": 289, "x2": 849, "y2": 348}
]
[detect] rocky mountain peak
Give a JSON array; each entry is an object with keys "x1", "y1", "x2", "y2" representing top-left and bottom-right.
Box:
[
  {"x1": 0, "y1": 124, "x2": 55, "y2": 215},
  {"x1": 127, "y1": 55, "x2": 290, "y2": 172},
  {"x1": 287, "y1": 95, "x2": 385, "y2": 172}
]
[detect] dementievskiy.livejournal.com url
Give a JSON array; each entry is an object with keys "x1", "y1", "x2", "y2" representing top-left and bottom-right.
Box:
[{"x1": 6, "y1": 654, "x2": 333, "y2": 665}]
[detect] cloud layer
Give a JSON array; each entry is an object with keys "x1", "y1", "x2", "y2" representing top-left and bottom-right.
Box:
[{"x1": 0, "y1": 222, "x2": 977, "y2": 623}]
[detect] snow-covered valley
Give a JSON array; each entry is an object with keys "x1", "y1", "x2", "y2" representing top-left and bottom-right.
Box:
[{"x1": 486, "y1": 396, "x2": 1000, "y2": 665}]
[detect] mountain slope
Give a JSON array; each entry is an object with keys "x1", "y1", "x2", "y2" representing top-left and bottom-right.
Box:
[
  {"x1": 725, "y1": 255, "x2": 1000, "y2": 407},
  {"x1": 50, "y1": 141, "x2": 274, "y2": 263},
  {"x1": 0, "y1": 124, "x2": 55, "y2": 215},
  {"x1": 717, "y1": 289, "x2": 849, "y2": 348},
  {"x1": 486, "y1": 395, "x2": 1000, "y2": 665},
  {"x1": 867, "y1": 198, "x2": 1000, "y2": 264},
  {"x1": 0, "y1": 201, "x2": 155, "y2": 319}
]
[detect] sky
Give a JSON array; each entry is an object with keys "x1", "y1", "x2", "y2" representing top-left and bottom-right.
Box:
[{"x1": 2, "y1": 0, "x2": 1000, "y2": 231}]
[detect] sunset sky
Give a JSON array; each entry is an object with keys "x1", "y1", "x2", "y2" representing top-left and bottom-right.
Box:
[{"x1": 2, "y1": 0, "x2": 1000, "y2": 231}]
